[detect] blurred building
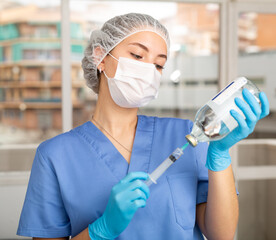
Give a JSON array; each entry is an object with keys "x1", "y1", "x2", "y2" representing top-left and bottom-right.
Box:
[
  {"x1": 239, "y1": 13, "x2": 276, "y2": 51},
  {"x1": 0, "y1": 5, "x2": 85, "y2": 130}
]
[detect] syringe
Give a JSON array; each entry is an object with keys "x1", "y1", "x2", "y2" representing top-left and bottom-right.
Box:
[{"x1": 144, "y1": 142, "x2": 189, "y2": 187}]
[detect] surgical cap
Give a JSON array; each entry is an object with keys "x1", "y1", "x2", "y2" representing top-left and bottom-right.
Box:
[{"x1": 82, "y1": 13, "x2": 170, "y2": 93}]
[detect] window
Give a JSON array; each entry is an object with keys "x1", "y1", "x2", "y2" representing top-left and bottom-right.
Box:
[
  {"x1": 238, "y1": 12, "x2": 276, "y2": 139},
  {"x1": 0, "y1": 0, "x2": 62, "y2": 144}
]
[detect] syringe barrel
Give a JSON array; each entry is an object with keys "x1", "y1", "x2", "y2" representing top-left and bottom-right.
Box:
[{"x1": 145, "y1": 148, "x2": 183, "y2": 187}]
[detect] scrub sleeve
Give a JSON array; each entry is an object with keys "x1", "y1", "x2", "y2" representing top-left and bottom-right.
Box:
[
  {"x1": 17, "y1": 148, "x2": 71, "y2": 237},
  {"x1": 195, "y1": 142, "x2": 209, "y2": 205}
]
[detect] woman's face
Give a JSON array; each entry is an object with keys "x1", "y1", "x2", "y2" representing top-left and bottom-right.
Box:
[{"x1": 100, "y1": 31, "x2": 167, "y2": 78}]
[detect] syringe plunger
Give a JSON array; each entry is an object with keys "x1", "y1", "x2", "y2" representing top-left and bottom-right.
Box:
[{"x1": 145, "y1": 148, "x2": 184, "y2": 187}]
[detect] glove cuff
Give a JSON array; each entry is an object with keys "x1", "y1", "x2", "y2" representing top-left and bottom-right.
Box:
[
  {"x1": 206, "y1": 147, "x2": 231, "y2": 172},
  {"x1": 88, "y1": 216, "x2": 115, "y2": 240}
]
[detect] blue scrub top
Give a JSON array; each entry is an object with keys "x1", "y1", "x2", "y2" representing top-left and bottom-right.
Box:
[{"x1": 17, "y1": 115, "x2": 209, "y2": 239}]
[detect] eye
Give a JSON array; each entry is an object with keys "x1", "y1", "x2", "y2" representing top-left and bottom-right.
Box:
[
  {"x1": 130, "y1": 53, "x2": 142, "y2": 59},
  {"x1": 155, "y1": 64, "x2": 164, "y2": 70}
]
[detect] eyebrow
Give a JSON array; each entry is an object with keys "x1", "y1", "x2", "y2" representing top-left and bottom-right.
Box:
[{"x1": 128, "y1": 42, "x2": 167, "y2": 60}]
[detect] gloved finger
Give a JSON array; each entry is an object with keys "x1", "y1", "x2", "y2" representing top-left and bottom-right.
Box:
[
  {"x1": 131, "y1": 199, "x2": 147, "y2": 210},
  {"x1": 120, "y1": 172, "x2": 149, "y2": 184},
  {"x1": 230, "y1": 109, "x2": 249, "y2": 136},
  {"x1": 242, "y1": 88, "x2": 261, "y2": 119},
  {"x1": 127, "y1": 180, "x2": 150, "y2": 199},
  {"x1": 234, "y1": 97, "x2": 257, "y2": 128},
  {"x1": 259, "y1": 92, "x2": 270, "y2": 119},
  {"x1": 128, "y1": 188, "x2": 147, "y2": 202}
]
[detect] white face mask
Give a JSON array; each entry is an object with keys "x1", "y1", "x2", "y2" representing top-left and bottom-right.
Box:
[{"x1": 102, "y1": 53, "x2": 162, "y2": 108}]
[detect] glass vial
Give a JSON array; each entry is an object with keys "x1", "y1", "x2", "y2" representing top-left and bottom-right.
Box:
[{"x1": 185, "y1": 77, "x2": 260, "y2": 147}]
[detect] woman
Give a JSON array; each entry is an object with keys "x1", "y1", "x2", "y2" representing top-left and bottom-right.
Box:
[{"x1": 17, "y1": 13, "x2": 269, "y2": 240}]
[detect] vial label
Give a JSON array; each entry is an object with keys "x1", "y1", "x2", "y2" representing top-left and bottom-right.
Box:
[{"x1": 212, "y1": 77, "x2": 247, "y2": 105}]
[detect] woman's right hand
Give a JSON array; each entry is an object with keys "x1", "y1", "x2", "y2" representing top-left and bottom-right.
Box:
[{"x1": 88, "y1": 172, "x2": 150, "y2": 240}]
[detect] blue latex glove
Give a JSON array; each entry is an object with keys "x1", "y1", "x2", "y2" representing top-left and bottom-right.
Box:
[
  {"x1": 88, "y1": 172, "x2": 150, "y2": 240},
  {"x1": 206, "y1": 89, "x2": 270, "y2": 171}
]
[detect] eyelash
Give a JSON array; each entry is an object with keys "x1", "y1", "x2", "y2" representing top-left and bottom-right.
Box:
[
  {"x1": 130, "y1": 53, "x2": 164, "y2": 70},
  {"x1": 131, "y1": 53, "x2": 142, "y2": 59},
  {"x1": 155, "y1": 64, "x2": 164, "y2": 70}
]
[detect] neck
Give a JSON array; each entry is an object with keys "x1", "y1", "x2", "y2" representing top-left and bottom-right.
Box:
[{"x1": 92, "y1": 78, "x2": 138, "y2": 135}]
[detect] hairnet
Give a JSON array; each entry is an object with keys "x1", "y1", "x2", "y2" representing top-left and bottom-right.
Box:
[{"x1": 82, "y1": 13, "x2": 170, "y2": 93}]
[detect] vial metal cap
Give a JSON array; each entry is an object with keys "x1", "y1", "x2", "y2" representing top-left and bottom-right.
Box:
[{"x1": 185, "y1": 134, "x2": 198, "y2": 147}]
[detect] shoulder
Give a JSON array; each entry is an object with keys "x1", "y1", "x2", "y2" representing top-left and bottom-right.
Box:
[
  {"x1": 37, "y1": 121, "x2": 89, "y2": 159},
  {"x1": 140, "y1": 115, "x2": 193, "y2": 132},
  {"x1": 157, "y1": 116, "x2": 193, "y2": 127}
]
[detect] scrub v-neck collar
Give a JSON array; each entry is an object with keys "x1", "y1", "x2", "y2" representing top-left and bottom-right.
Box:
[{"x1": 84, "y1": 115, "x2": 155, "y2": 181}]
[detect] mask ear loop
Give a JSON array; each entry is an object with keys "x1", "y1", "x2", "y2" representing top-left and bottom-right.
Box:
[
  {"x1": 99, "y1": 53, "x2": 117, "y2": 80},
  {"x1": 99, "y1": 66, "x2": 110, "y2": 80},
  {"x1": 108, "y1": 52, "x2": 119, "y2": 62}
]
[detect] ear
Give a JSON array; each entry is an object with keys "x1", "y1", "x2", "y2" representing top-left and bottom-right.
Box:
[
  {"x1": 93, "y1": 46, "x2": 106, "y2": 72},
  {"x1": 97, "y1": 61, "x2": 105, "y2": 73}
]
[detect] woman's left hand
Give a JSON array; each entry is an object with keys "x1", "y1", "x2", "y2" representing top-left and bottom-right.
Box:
[{"x1": 206, "y1": 88, "x2": 270, "y2": 171}]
